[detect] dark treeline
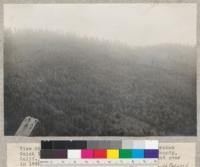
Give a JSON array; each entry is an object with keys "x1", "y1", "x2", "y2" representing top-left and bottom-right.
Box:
[{"x1": 4, "y1": 29, "x2": 196, "y2": 136}]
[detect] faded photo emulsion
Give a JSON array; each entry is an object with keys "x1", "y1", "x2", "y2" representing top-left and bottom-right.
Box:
[{"x1": 4, "y1": 4, "x2": 197, "y2": 136}]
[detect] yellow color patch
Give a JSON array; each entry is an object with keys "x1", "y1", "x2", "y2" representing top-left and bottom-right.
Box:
[{"x1": 107, "y1": 149, "x2": 119, "y2": 159}]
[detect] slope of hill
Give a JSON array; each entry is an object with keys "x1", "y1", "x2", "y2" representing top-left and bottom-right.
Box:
[{"x1": 4, "y1": 30, "x2": 196, "y2": 136}]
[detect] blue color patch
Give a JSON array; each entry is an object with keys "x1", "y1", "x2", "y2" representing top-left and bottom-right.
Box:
[{"x1": 132, "y1": 149, "x2": 144, "y2": 158}]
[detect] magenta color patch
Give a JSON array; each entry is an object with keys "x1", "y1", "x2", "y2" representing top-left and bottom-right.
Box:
[{"x1": 81, "y1": 149, "x2": 94, "y2": 158}]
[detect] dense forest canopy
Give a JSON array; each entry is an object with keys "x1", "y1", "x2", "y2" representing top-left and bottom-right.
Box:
[{"x1": 4, "y1": 29, "x2": 196, "y2": 136}]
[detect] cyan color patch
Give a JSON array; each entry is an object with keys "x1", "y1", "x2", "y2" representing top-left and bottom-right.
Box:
[{"x1": 132, "y1": 149, "x2": 144, "y2": 158}]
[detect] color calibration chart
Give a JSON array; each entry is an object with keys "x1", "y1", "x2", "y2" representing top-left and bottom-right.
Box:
[{"x1": 40, "y1": 140, "x2": 159, "y2": 166}]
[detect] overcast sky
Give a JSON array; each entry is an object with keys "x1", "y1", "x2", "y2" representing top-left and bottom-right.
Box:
[{"x1": 4, "y1": 4, "x2": 196, "y2": 47}]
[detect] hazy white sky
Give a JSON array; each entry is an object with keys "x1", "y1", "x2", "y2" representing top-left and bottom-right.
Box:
[{"x1": 4, "y1": 4, "x2": 196, "y2": 47}]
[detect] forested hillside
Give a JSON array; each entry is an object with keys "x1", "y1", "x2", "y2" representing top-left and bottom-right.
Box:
[{"x1": 4, "y1": 30, "x2": 196, "y2": 136}]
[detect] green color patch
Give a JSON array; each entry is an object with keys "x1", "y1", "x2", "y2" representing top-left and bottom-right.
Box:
[{"x1": 119, "y1": 149, "x2": 132, "y2": 158}]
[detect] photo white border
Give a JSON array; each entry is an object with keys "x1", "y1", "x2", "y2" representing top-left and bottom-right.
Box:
[{"x1": 0, "y1": 0, "x2": 199, "y2": 166}]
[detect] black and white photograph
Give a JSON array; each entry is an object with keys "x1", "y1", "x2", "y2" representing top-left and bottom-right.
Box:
[{"x1": 4, "y1": 4, "x2": 197, "y2": 136}]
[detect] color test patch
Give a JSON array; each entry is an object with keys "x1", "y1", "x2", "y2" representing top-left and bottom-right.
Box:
[
  {"x1": 40, "y1": 149, "x2": 53, "y2": 159},
  {"x1": 53, "y1": 150, "x2": 67, "y2": 159},
  {"x1": 40, "y1": 149, "x2": 67, "y2": 159},
  {"x1": 107, "y1": 149, "x2": 119, "y2": 159},
  {"x1": 93, "y1": 149, "x2": 107, "y2": 158},
  {"x1": 133, "y1": 141, "x2": 145, "y2": 149},
  {"x1": 144, "y1": 149, "x2": 159, "y2": 158},
  {"x1": 119, "y1": 149, "x2": 132, "y2": 158},
  {"x1": 145, "y1": 140, "x2": 159, "y2": 149},
  {"x1": 122, "y1": 140, "x2": 133, "y2": 149},
  {"x1": 132, "y1": 149, "x2": 144, "y2": 158},
  {"x1": 81, "y1": 149, "x2": 93, "y2": 158},
  {"x1": 67, "y1": 150, "x2": 81, "y2": 159}
]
